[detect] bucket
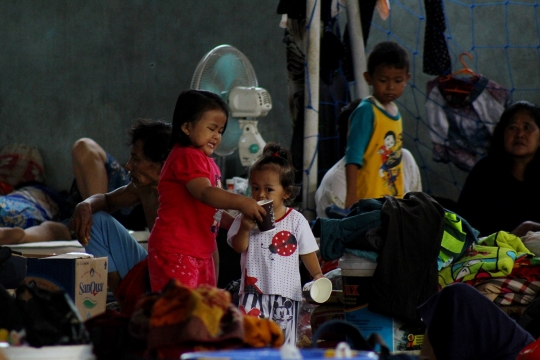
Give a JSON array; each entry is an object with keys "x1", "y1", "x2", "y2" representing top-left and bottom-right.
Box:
[{"x1": 339, "y1": 253, "x2": 424, "y2": 353}]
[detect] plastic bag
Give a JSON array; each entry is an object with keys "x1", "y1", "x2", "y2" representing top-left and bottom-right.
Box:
[
  {"x1": 0, "y1": 246, "x2": 27, "y2": 289},
  {"x1": 15, "y1": 281, "x2": 90, "y2": 347},
  {"x1": 0, "y1": 143, "x2": 45, "y2": 187}
]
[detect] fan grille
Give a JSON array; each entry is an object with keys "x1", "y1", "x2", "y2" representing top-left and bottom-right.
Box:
[
  {"x1": 190, "y1": 45, "x2": 259, "y2": 156},
  {"x1": 190, "y1": 45, "x2": 258, "y2": 94}
]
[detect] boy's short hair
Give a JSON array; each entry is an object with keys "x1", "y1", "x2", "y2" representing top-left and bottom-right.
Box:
[{"x1": 367, "y1": 41, "x2": 410, "y2": 75}]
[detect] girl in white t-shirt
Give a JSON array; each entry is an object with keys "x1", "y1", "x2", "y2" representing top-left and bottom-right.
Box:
[{"x1": 227, "y1": 143, "x2": 324, "y2": 346}]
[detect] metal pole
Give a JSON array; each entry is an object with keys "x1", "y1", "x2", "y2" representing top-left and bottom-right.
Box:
[
  {"x1": 303, "y1": 0, "x2": 321, "y2": 221},
  {"x1": 345, "y1": 0, "x2": 370, "y2": 100}
]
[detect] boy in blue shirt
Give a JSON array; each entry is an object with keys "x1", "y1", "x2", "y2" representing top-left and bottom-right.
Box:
[{"x1": 345, "y1": 41, "x2": 411, "y2": 208}]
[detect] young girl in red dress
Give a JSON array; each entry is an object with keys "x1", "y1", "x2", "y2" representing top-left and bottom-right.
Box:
[{"x1": 147, "y1": 89, "x2": 266, "y2": 292}]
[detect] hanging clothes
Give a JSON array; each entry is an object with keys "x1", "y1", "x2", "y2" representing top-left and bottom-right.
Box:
[
  {"x1": 277, "y1": 0, "x2": 350, "y2": 185},
  {"x1": 280, "y1": 17, "x2": 308, "y2": 186},
  {"x1": 425, "y1": 75, "x2": 511, "y2": 171},
  {"x1": 423, "y1": 0, "x2": 451, "y2": 76}
]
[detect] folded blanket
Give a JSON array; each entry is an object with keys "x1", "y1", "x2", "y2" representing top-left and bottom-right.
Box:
[{"x1": 439, "y1": 231, "x2": 534, "y2": 287}]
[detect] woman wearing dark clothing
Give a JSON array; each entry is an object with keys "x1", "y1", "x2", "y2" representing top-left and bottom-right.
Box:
[
  {"x1": 418, "y1": 283, "x2": 534, "y2": 360},
  {"x1": 457, "y1": 101, "x2": 540, "y2": 237}
]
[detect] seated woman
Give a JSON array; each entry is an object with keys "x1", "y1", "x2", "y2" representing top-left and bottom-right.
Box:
[
  {"x1": 419, "y1": 282, "x2": 534, "y2": 360},
  {"x1": 457, "y1": 101, "x2": 540, "y2": 237}
]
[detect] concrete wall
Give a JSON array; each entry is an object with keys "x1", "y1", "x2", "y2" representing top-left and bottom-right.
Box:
[
  {"x1": 0, "y1": 1, "x2": 288, "y2": 191},
  {"x1": 1, "y1": 1, "x2": 538, "y2": 203}
]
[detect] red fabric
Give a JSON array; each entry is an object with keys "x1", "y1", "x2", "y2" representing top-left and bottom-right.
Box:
[
  {"x1": 0, "y1": 181, "x2": 14, "y2": 195},
  {"x1": 321, "y1": 259, "x2": 339, "y2": 274},
  {"x1": 517, "y1": 337, "x2": 540, "y2": 359},
  {"x1": 0, "y1": 144, "x2": 45, "y2": 187},
  {"x1": 148, "y1": 145, "x2": 220, "y2": 258},
  {"x1": 147, "y1": 247, "x2": 216, "y2": 292},
  {"x1": 115, "y1": 259, "x2": 150, "y2": 317}
]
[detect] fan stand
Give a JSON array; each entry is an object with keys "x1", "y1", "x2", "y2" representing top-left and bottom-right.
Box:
[{"x1": 238, "y1": 120, "x2": 266, "y2": 167}]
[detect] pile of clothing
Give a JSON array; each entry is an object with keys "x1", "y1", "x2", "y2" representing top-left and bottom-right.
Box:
[{"x1": 87, "y1": 279, "x2": 284, "y2": 359}]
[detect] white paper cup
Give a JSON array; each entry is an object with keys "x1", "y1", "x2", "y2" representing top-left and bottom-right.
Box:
[{"x1": 303, "y1": 277, "x2": 332, "y2": 303}]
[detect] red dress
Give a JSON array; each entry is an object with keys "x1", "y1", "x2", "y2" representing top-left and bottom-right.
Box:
[{"x1": 147, "y1": 145, "x2": 221, "y2": 291}]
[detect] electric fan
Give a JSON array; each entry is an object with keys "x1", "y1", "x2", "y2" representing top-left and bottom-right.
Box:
[{"x1": 190, "y1": 44, "x2": 272, "y2": 166}]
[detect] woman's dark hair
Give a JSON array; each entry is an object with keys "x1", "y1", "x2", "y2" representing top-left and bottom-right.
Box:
[
  {"x1": 250, "y1": 143, "x2": 298, "y2": 205},
  {"x1": 488, "y1": 100, "x2": 540, "y2": 178},
  {"x1": 128, "y1": 119, "x2": 172, "y2": 163},
  {"x1": 170, "y1": 89, "x2": 229, "y2": 147}
]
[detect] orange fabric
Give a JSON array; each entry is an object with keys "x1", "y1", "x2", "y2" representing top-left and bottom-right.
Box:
[
  {"x1": 242, "y1": 314, "x2": 284, "y2": 348},
  {"x1": 146, "y1": 280, "x2": 244, "y2": 358},
  {"x1": 149, "y1": 281, "x2": 229, "y2": 334},
  {"x1": 140, "y1": 279, "x2": 284, "y2": 358}
]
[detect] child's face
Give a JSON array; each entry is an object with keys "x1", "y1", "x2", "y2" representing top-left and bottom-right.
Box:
[
  {"x1": 250, "y1": 168, "x2": 289, "y2": 215},
  {"x1": 384, "y1": 134, "x2": 396, "y2": 149},
  {"x1": 364, "y1": 65, "x2": 410, "y2": 106},
  {"x1": 182, "y1": 109, "x2": 227, "y2": 156}
]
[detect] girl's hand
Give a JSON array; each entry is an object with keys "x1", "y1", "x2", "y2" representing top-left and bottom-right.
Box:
[
  {"x1": 312, "y1": 273, "x2": 324, "y2": 281},
  {"x1": 230, "y1": 213, "x2": 254, "y2": 254},
  {"x1": 240, "y1": 213, "x2": 257, "y2": 232},
  {"x1": 238, "y1": 197, "x2": 266, "y2": 223}
]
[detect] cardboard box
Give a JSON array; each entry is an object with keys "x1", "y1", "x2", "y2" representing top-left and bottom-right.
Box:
[
  {"x1": 24, "y1": 253, "x2": 108, "y2": 320},
  {"x1": 8, "y1": 240, "x2": 85, "y2": 256}
]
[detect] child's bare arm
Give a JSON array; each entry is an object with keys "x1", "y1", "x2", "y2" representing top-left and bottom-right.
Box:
[
  {"x1": 345, "y1": 163, "x2": 359, "y2": 209},
  {"x1": 220, "y1": 211, "x2": 236, "y2": 230},
  {"x1": 230, "y1": 215, "x2": 255, "y2": 253},
  {"x1": 186, "y1": 177, "x2": 265, "y2": 222},
  {"x1": 300, "y1": 251, "x2": 324, "y2": 280}
]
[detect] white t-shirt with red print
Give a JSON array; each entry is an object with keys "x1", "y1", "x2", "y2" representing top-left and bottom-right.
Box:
[{"x1": 227, "y1": 208, "x2": 319, "y2": 301}]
